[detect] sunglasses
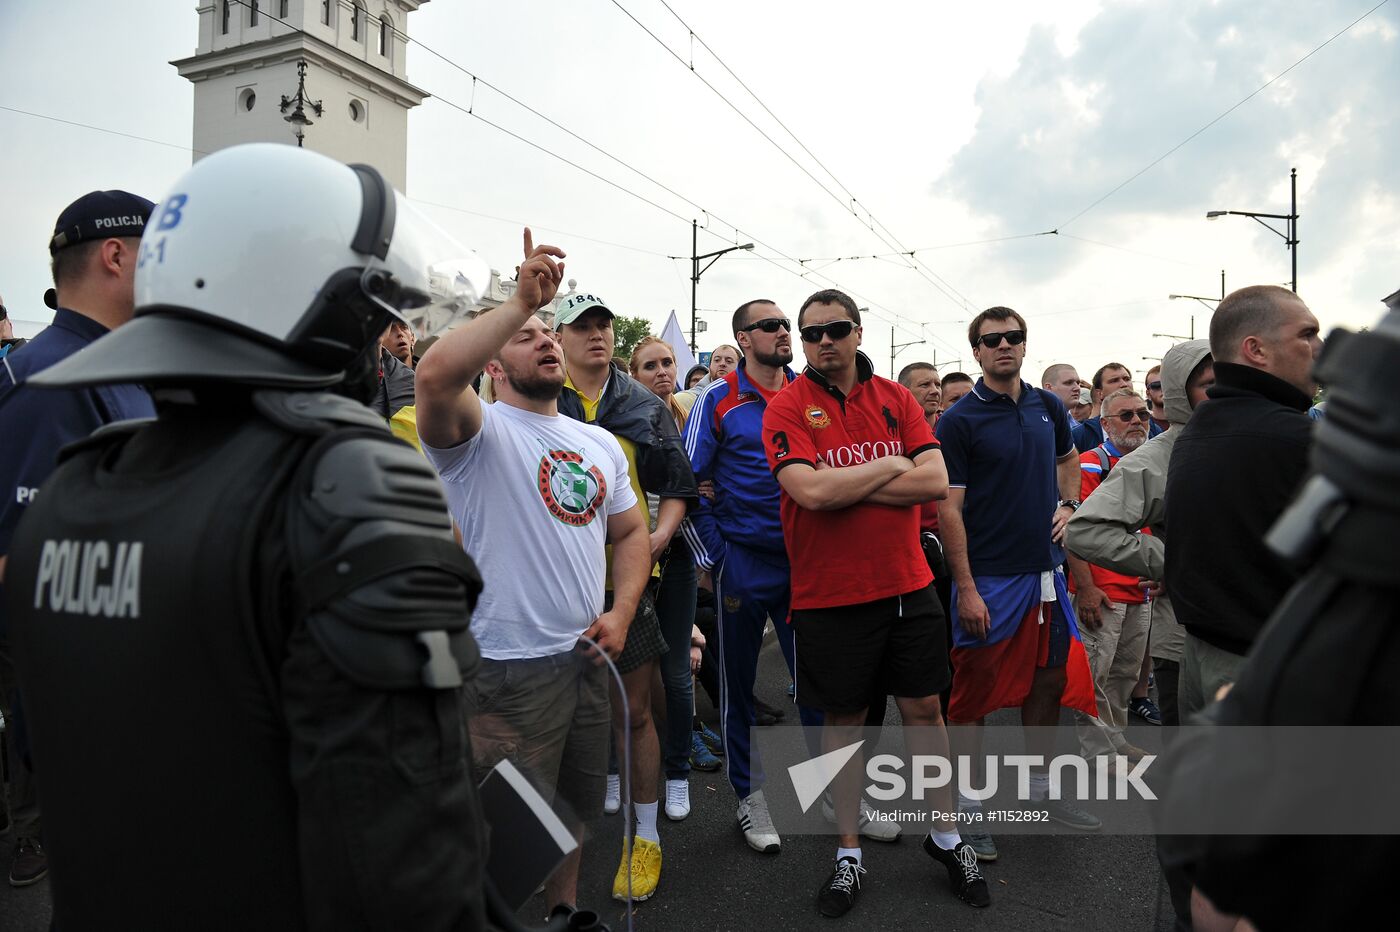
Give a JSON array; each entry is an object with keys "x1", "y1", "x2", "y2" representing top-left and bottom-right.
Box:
[
  {"x1": 1146, "y1": 380, "x2": 1163, "y2": 392},
  {"x1": 972, "y1": 329, "x2": 1026, "y2": 349},
  {"x1": 799, "y1": 320, "x2": 856, "y2": 343},
  {"x1": 741, "y1": 317, "x2": 791, "y2": 334},
  {"x1": 1109, "y1": 408, "x2": 1153, "y2": 424}
]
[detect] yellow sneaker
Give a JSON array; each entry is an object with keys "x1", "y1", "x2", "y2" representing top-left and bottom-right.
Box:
[{"x1": 611, "y1": 836, "x2": 663, "y2": 902}]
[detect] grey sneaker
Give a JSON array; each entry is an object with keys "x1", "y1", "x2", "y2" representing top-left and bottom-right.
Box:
[
  {"x1": 820, "y1": 795, "x2": 901, "y2": 842},
  {"x1": 1043, "y1": 797, "x2": 1102, "y2": 831},
  {"x1": 738, "y1": 789, "x2": 781, "y2": 853},
  {"x1": 957, "y1": 800, "x2": 998, "y2": 862}
]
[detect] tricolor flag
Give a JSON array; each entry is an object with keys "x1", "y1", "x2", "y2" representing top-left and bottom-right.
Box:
[{"x1": 946, "y1": 570, "x2": 1098, "y2": 722}]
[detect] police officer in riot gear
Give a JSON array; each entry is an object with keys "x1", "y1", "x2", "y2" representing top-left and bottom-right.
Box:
[{"x1": 4, "y1": 144, "x2": 494, "y2": 930}]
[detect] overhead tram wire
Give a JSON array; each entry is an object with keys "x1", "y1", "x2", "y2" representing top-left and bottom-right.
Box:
[
  {"x1": 1056, "y1": 0, "x2": 1391, "y2": 231},
  {"x1": 649, "y1": 0, "x2": 994, "y2": 316},
  {"x1": 648, "y1": 0, "x2": 979, "y2": 311},
  {"x1": 605, "y1": 0, "x2": 977, "y2": 316}
]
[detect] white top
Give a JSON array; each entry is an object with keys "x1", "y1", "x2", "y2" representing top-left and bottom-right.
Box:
[{"x1": 423, "y1": 400, "x2": 636, "y2": 660}]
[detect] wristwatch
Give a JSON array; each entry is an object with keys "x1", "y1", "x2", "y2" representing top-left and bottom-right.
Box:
[{"x1": 1058, "y1": 499, "x2": 1081, "y2": 511}]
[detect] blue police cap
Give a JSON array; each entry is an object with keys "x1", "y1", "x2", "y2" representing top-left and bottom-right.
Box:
[{"x1": 49, "y1": 190, "x2": 156, "y2": 255}]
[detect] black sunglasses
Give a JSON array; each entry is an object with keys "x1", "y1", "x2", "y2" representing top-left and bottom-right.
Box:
[
  {"x1": 972, "y1": 329, "x2": 1026, "y2": 349},
  {"x1": 741, "y1": 317, "x2": 791, "y2": 334},
  {"x1": 1146, "y1": 380, "x2": 1163, "y2": 391},
  {"x1": 799, "y1": 320, "x2": 856, "y2": 343},
  {"x1": 1109, "y1": 408, "x2": 1153, "y2": 424}
]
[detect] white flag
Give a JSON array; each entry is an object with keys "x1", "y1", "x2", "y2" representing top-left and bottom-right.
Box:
[{"x1": 660, "y1": 310, "x2": 698, "y2": 379}]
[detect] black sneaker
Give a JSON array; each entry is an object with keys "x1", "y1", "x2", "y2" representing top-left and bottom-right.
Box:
[
  {"x1": 816, "y1": 856, "x2": 865, "y2": 918},
  {"x1": 9, "y1": 837, "x2": 47, "y2": 887},
  {"x1": 923, "y1": 837, "x2": 990, "y2": 908}
]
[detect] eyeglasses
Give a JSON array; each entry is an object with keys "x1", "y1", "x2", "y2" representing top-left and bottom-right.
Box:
[
  {"x1": 1109, "y1": 408, "x2": 1153, "y2": 423},
  {"x1": 971, "y1": 329, "x2": 1026, "y2": 349},
  {"x1": 799, "y1": 320, "x2": 856, "y2": 343},
  {"x1": 741, "y1": 317, "x2": 791, "y2": 334},
  {"x1": 1146, "y1": 380, "x2": 1162, "y2": 392}
]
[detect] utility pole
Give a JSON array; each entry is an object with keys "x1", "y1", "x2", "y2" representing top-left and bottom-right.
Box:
[
  {"x1": 890, "y1": 328, "x2": 926, "y2": 378},
  {"x1": 690, "y1": 219, "x2": 754, "y2": 354}
]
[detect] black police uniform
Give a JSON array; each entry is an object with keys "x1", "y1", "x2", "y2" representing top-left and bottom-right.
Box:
[{"x1": 6, "y1": 390, "x2": 487, "y2": 931}]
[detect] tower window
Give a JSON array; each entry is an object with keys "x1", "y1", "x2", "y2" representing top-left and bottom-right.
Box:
[
  {"x1": 321, "y1": 0, "x2": 331, "y2": 26},
  {"x1": 352, "y1": 2, "x2": 366, "y2": 42},
  {"x1": 280, "y1": 0, "x2": 289, "y2": 17},
  {"x1": 379, "y1": 15, "x2": 391, "y2": 57},
  {"x1": 221, "y1": 0, "x2": 230, "y2": 34},
  {"x1": 250, "y1": 0, "x2": 259, "y2": 26}
]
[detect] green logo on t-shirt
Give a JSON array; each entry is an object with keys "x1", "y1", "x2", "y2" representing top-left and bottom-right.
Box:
[{"x1": 537, "y1": 449, "x2": 608, "y2": 526}]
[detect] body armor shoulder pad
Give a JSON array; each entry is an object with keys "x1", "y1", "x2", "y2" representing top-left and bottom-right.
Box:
[
  {"x1": 56, "y1": 417, "x2": 151, "y2": 464},
  {"x1": 254, "y1": 390, "x2": 389, "y2": 437},
  {"x1": 291, "y1": 432, "x2": 483, "y2": 692}
]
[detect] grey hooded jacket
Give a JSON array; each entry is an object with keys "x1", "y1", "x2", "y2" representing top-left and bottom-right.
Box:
[{"x1": 1065, "y1": 338, "x2": 1212, "y2": 663}]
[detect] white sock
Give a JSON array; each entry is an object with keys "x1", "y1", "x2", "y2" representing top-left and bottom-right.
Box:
[
  {"x1": 836, "y1": 846, "x2": 862, "y2": 866},
  {"x1": 930, "y1": 830, "x2": 962, "y2": 851},
  {"x1": 1029, "y1": 771, "x2": 1050, "y2": 802},
  {"x1": 635, "y1": 801, "x2": 660, "y2": 843}
]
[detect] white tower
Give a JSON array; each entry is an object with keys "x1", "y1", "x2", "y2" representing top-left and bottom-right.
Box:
[{"x1": 173, "y1": 0, "x2": 429, "y2": 190}]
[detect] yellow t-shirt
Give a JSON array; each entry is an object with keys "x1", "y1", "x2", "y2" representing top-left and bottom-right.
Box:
[{"x1": 565, "y1": 377, "x2": 657, "y2": 586}]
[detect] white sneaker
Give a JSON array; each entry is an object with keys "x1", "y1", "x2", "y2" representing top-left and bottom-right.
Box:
[
  {"x1": 604, "y1": 774, "x2": 621, "y2": 815},
  {"x1": 737, "y1": 789, "x2": 781, "y2": 853},
  {"x1": 665, "y1": 779, "x2": 691, "y2": 821},
  {"x1": 820, "y1": 794, "x2": 901, "y2": 842}
]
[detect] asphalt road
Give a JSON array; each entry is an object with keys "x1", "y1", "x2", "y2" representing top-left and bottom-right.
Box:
[{"x1": 1, "y1": 626, "x2": 1177, "y2": 931}]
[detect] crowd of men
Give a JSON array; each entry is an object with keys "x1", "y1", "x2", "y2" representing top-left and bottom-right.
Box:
[{"x1": 0, "y1": 147, "x2": 1330, "y2": 930}]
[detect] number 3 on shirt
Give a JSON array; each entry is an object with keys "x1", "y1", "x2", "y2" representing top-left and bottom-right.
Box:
[{"x1": 771, "y1": 430, "x2": 790, "y2": 460}]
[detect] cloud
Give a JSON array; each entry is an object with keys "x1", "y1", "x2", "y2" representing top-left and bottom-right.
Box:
[{"x1": 939, "y1": 0, "x2": 1400, "y2": 287}]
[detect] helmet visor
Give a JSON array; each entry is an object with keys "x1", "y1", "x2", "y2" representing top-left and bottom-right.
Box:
[{"x1": 384, "y1": 197, "x2": 492, "y2": 338}]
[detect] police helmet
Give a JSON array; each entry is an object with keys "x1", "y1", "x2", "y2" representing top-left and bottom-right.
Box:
[{"x1": 34, "y1": 143, "x2": 488, "y2": 389}]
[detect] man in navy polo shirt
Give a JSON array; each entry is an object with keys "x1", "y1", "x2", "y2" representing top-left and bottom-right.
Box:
[
  {"x1": 935, "y1": 306, "x2": 1102, "y2": 863},
  {"x1": 764, "y1": 289, "x2": 988, "y2": 918},
  {"x1": 0, "y1": 190, "x2": 155, "y2": 887}
]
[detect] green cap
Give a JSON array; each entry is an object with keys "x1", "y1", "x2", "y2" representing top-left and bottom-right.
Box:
[{"x1": 554, "y1": 293, "x2": 613, "y2": 328}]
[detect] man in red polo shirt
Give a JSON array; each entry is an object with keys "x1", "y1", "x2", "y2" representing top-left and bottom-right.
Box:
[{"x1": 763, "y1": 289, "x2": 989, "y2": 919}]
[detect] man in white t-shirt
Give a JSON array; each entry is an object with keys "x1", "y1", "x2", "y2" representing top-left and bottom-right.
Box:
[{"x1": 415, "y1": 230, "x2": 651, "y2": 912}]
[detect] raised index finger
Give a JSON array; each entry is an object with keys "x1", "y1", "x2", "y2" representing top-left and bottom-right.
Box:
[{"x1": 523, "y1": 227, "x2": 534, "y2": 259}]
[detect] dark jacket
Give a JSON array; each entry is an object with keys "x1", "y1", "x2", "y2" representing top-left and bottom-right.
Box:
[
  {"x1": 1164, "y1": 362, "x2": 1313, "y2": 654},
  {"x1": 559, "y1": 362, "x2": 698, "y2": 505},
  {"x1": 373, "y1": 347, "x2": 416, "y2": 422}
]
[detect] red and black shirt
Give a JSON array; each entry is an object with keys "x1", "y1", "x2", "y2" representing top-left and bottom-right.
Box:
[{"x1": 762, "y1": 352, "x2": 939, "y2": 610}]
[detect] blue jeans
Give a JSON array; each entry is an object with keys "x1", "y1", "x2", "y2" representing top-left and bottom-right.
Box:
[{"x1": 656, "y1": 545, "x2": 698, "y2": 780}]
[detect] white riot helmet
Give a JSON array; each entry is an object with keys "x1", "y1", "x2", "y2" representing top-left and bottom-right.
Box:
[{"x1": 34, "y1": 143, "x2": 488, "y2": 389}]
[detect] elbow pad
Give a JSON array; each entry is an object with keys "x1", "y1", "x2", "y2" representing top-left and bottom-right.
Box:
[{"x1": 286, "y1": 431, "x2": 483, "y2": 691}]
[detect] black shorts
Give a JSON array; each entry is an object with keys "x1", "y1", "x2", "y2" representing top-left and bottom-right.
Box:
[{"x1": 792, "y1": 585, "x2": 950, "y2": 714}]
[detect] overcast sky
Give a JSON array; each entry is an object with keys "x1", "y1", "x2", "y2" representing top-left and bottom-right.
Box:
[{"x1": 2, "y1": 0, "x2": 1396, "y2": 384}]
